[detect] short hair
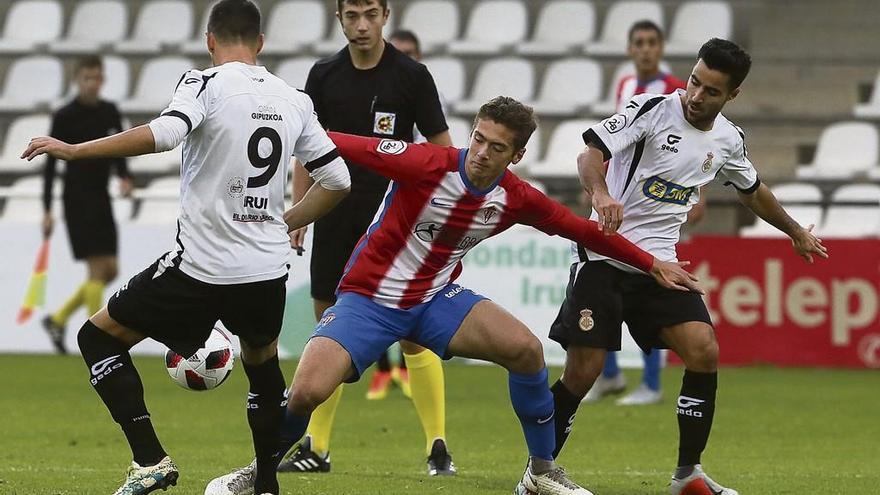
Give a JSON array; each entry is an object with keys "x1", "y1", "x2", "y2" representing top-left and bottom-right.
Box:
[
  {"x1": 337, "y1": 0, "x2": 388, "y2": 12},
  {"x1": 390, "y1": 29, "x2": 420, "y2": 53},
  {"x1": 474, "y1": 96, "x2": 538, "y2": 151},
  {"x1": 628, "y1": 20, "x2": 664, "y2": 43},
  {"x1": 207, "y1": 0, "x2": 261, "y2": 44},
  {"x1": 74, "y1": 55, "x2": 103, "y2": 74},
  {"x1": 698, "y1": 38, "x2": 752, "y2": 90}
]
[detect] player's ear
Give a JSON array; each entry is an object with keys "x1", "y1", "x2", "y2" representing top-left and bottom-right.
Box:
[
  {"x1": 511, "y1": 148, "x2": 526, "y2": 165},
  {"x1": 728, "y1": 87, "x2": 741, "y2": 102},
  {"x1": 206, "y1": 32, "x2": 216, "y2": 53},
  {"x1": 254, "y1": 33, "x2": 264, "y2": 55}
]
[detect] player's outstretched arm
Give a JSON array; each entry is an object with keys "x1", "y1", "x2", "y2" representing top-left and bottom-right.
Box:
[
  {"x1": 282, "y1": 183, "x2": 349, "y2": 233},
  {"x1": 328, "y1": 131, "x2": 442, "y2": 182},
  {"x1": 22, "y1": 125, "x2": 156, "y2": 162},
  {"x1": 578, "y1": 144, "x2": 623, "y2": 235},
  {"x1": 737, "y1": 183, "x2": 829, "y2": 263}
]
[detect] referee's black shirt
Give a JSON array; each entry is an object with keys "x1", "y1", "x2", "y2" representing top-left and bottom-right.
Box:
[
  {"x1": 305, "y1": 42, "x2": 448, "y2": 197},
  {"x1": 42, "y1": 98, "x2": 129, "y2": 211}
]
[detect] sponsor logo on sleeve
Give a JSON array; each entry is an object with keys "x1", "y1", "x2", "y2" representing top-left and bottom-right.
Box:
[
  {"x1": 602, "y1": 114, "x2": 627, "y2": 134},
  {"x1": 377, "y1": 139, "x2": 407, "y2": 155},
  {"x1": 642, "y1": 176, "x2": 696, "y2": 205}
]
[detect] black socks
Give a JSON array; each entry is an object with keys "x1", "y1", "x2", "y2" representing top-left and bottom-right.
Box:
[
  {"x1": 243, "y1": 354, "x2": 287, "y2": 495},
  {"x1": 676, "y1": 370, "x2": 718, "y2": 467}
]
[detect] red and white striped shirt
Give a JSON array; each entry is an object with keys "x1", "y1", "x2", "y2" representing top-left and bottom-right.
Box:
[
  {"x1": 616, "y1": 72, "x2": 686, "y2": 113},
  {"x1": 328, "y1": 132, "x2": 654, "y2": 309}
]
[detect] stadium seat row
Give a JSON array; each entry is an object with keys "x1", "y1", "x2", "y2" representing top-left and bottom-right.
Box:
[
  {"x1": 0, "y1": 53, "x2": 674, "y2": 118},
  {"x1": 0, "y1": 0, "x2": 731, "y2": 58}
]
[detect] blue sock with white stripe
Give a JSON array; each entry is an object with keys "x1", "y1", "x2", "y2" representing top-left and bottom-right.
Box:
[{"x1": 508, "y1": 367, "x2": 555, "y2": 461}]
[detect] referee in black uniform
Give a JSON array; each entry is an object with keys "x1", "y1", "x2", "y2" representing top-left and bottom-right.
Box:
[
  {"x1": 41, "y1": 55, "x2": 132, "y2": 354},
  {"x1": 280, "y1": 0, "x2": 457, "y2": 477}
]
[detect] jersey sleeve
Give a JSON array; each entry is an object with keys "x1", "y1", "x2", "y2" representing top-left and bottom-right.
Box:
[
  {"x1": 583, "y1": 93, "x2": 662, "y2": 161},
  {"x1": 327, "y1": 132, "x2": 445, "y2": 183},
  {"x1": 157, "y1": 69, "x2": 209, "y2": 135},
  {"x1": 719, "y1": 126, "x2": 761, "y2": 193},
  {"x1": 413, "y1": 64, "x2": 449, "y2": 139},
  {"x1": 293, "y1": 95, "x2": 349, "y2": 188},
  {"x1": 515, "y1": 182, "x2": 654, "y2": 272}
]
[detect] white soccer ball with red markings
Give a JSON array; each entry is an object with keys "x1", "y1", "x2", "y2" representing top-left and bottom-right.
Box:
[{"x1": 165, "y1": 327, "x2": 234, "y2": 391}]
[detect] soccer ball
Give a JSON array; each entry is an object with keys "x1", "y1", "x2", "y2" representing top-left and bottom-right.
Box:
[{"x1": 165, "y1": 327, "x2": 234, "y2": 391}]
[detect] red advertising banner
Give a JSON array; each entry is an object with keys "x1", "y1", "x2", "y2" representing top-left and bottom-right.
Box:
[{"x1": 673, "y1": 237, "x2": 880, "y2": 369}]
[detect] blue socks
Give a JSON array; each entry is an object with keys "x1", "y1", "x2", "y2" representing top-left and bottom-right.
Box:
[
  {"x1": 277, "y1": 408, "x2": 311, "y2": 459},
  {"x1": 603, "y1": 350, "x2": 662, "y2": 392},
  {"x1": 508, "y1": 368, "x2": 554, "y2": 461}
]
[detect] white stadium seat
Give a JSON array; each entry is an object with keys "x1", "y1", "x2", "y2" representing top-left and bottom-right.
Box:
[
  {"x1": 119, "y1": 57, "x2": 194, "y2": 114},
  {"x1": 529, "y1": 58, "x2": 602, "y2": 117},
  {"x1": 816, "y1": 184, "x2": 880, "y2": 238},
  {"x1": 0, "y1": 56, "x2": 63, "y2": 112},
  {"x1": 423, "y1": 57, "x2": 466, "y2": 105},
  {"x1": 261, "y1": 1, "x2": 326, "y2": 55},
  {"x1": 49, "y1": 0, "x2": 128, "y2": 54},
  {"x1": 591, "y1": 60, "x2": 673, "y2": 115},
  {"x1": 135, "y1": 176, "x2": 181, "y2": 225},
  {"x1": 740, "y1": 183, "x2": 823, "y2": 238},
  {"x1": 0, "y1": 0, "x2": 62, "y2": 54},
  {"x1": 518, "y1": 125, "x2": 543, "y2": 169},
  {"x1": 529, "y1": 119, "x2": 594, "y2": 178},
  {"x1": 0, "y1": 176, "x2": 60, "y2": 223},
  {"x1": 180, "y1": 2, "x2": 215, "y2": 55},
  {"x1": 0, "y1": 114, "x2": 51, "y2": 174},
  {"x1": 446, "y1": 116, "x2": 472, "y2": 148},
  {"x1": 453, "y1": 58, "x2": 535, "y2": 115},
  {"x1": 275, "y1": 57, "x2": 317, "y2": 90},
  {"x1": 665, "y1": 1, "x2": 733, "y2": 56},
  {"x1": 796, "y1": 122, "x2": 878, "y2": 180},
  {"x1": 447, "y1": 1, "x2": 528, "y2": 56},
  {"x1": 585, "y1": 1, "x2": 664, "y2": 56},
  {"x1": 311, "y1": 22, "x2": 349, "y2": 56},
  {"x1": 398, "y1": 0, "x2": 460, "y2": 55},
  {"x1": 128, "y1": 146, "x2": 183, "y2": 174},
  {"x1": 516, "y1": 1, "x2": 596, "y2": 57},
  {"x1": 853, "y1": 71, "x2": 880, "y2": 119},
  {"x1": 114, "y1": 0, "x2": 194, "y2": 55}
]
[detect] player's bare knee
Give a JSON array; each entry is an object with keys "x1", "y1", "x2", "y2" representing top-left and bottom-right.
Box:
[
  {"x1": 562, "y1": 347, "x2": 605, "y2": 394},
  {"x1": 683, "y1": 338, "x2": 719, "y2": 372},
  {"x1": 506, "y1": 335, "x2": 544, "y2": 374},
  {"x1": 287, "y1": 385, "x2": 324, "y2": 415}
]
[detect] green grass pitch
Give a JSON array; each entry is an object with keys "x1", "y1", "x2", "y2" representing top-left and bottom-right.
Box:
[{"x1": 2, "y1": 355, "x2": 878, "y2": 494}]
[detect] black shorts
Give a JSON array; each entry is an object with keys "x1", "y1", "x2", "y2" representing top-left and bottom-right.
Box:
[
  {"x1": 548, "y1": 260, "x2": 712, "y2": 353},
  {"x1": 63, "y1": 194, "x2": 117, "y2": 260},
  {"x1": 310, "y1": 192, "x2": 385, "y2": 302},
  {"x1": 107, "y1": 257, "x2": 287, "y2": 357}
]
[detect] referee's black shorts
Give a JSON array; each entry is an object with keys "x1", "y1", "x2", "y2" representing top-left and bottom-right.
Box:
[
  {"x1": 310, "y1": 192, "x2": 385, "y2": 303},
  {"x1": 63, "y1": 194, "x2": 117, "y2": 260},
  {"x1": 107, "y1": 257, "x2": 287, "y2": 358},
  {"x1": 548, "y1": 260, "x2": 712, "y2": 353}
]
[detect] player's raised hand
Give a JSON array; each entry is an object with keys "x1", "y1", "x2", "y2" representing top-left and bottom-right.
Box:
[
  {"x1": 592, "y1": 190, "x2": 623, "y2": 235},
  {"x1": 289, "y1": 225, "x2": 308, "y2": 256},
  {"x1": 649, "y1": 260, "x2": 704, "y2": 294},
  {"x1": 22, "y1": 136, "x2": 77, "y2": 162},
  {"x1": 791, "y1": 224, "x2": 828, "y2": 264}
]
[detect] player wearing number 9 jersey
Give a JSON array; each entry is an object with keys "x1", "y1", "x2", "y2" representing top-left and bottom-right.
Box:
[{"x1": 20, "y1": 2, "x2": 350, "y2": 495}]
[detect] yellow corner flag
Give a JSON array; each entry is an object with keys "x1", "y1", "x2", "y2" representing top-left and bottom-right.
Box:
[{"x1": 16, "y1": 239, "x2": 50, "y2": 325}]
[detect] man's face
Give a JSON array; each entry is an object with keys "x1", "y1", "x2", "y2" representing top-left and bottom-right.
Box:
[
  {"x1": 628, "y1": 28, "x2": 663, "y2": 74},
  {"x1": 390, "y1": 38, "x2": 419, "y2": 60},
  {"x1": 338, "y1": 1, "x2": 388, "y2": 53},
  {"x1": 76, "y1": 66, "x2": 103, "y2": 100},
  {"x1": 684, "y1": 59, "x2": 739, "y2": 125},
  {"x1": 465, "y1": 118, "x2": 526, "y2": 184}
]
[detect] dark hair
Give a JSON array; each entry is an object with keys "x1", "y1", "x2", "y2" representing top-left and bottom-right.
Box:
[
  {"x1": 390, "y1": 29, "x2": 420, "y2": 53},
  {"x1": 628, "y1": 20, "x2": 664, "y2": 43},
  {"x1": 208, "y1": 0, "x2": 261, "y2": 44},
  {"x1": 698, "y1": 38, "x2": 752, "y2": 90},
  {"x1": 337, "y1": 0, "x2": 388, "y2": 12},
  {"x1": 74, "y1": 55, "x2": 103, "y2": 74},
  {"x1": 474, "y1": 96, "x2": 537, "y2": 150}
]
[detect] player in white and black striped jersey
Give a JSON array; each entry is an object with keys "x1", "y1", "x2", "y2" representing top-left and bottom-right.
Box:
[
  {"x1": 544, "y1": 38, "x2": 828, "y2": 495},
  {"x1": 22, "y1": 2, "x2": 351, "y2": 495}
]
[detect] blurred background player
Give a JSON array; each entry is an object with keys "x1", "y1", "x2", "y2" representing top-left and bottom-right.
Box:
[
  {"x1": 359, "y1": 28, "x2": 433, "y2": 402},
  {"x1": 25, "y1": 1, "x2": 353, "y2": 494},
  {"x1": 41, "y1": 55, "x2": 133, "y2": 355},
  {"x1": 584, "y1": 20, "x2": 706, "y2": 406},
  {"x1": 280, "y1": 0, "x2": 457, "y2": 476}
]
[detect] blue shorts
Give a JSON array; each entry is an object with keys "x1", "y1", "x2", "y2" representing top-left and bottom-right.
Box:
[{"x1": 312, "y1": 285, "x2": 487, "y2": 382}]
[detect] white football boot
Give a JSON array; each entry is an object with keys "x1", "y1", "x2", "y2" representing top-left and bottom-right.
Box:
[
  {"x1": 204, "y1": 459, "x2": 256, "y2": 495},
  {"x1": 670, "y1": 464, "x2": 738, "y2": 495}
]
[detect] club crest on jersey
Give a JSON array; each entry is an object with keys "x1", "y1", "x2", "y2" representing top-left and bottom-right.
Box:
[
  {"x1": 602, "y1": 114, "x2": 627, "y2": 134},
  {"x1": 227, "y1": 177, "x2": 245, "y2": 198},
  {"x1": 579, "y1": 309, "x2": 594, "y2": 331},
  {"x1": 374, "y1": 111, "x2": 396, "y2": 135},
  {"x1": 377, "y1": 139, "x2": 407, "y2": 155},
  {"x1": 643, "y1": 176, "x2": 695, "y2": 205},
  {"x1": 481, "y1": 206, "x2": 497, "y2": 224},
  {"x1": 701, "y1": 152, "x2": 714, "y2": 173}
]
